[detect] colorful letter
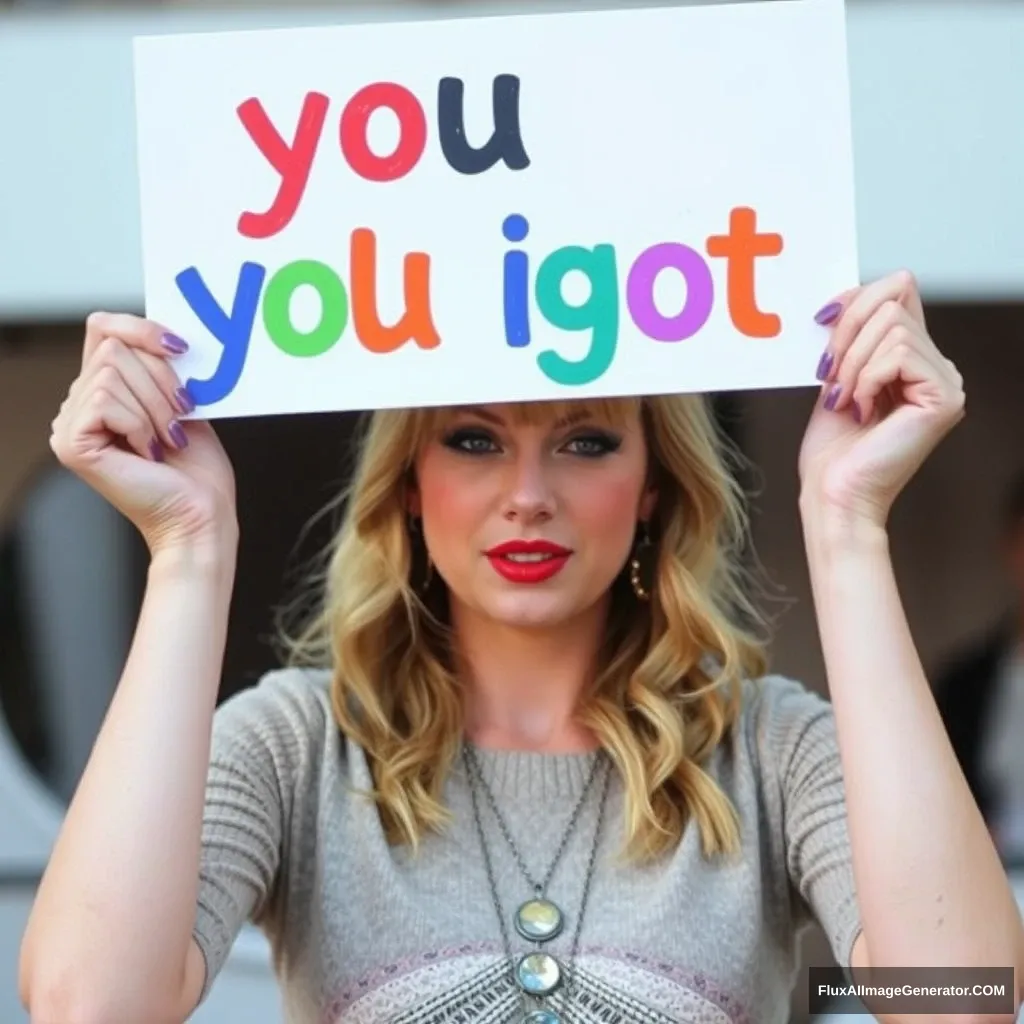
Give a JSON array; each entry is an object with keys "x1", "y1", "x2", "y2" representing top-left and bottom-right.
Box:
[
  {"x1": 262, "y1": 260, "x2": 348, "y2": 357},
  {"x1": 502, "y1": 214, "x2": 531, "y2": 348},
  {"x1": 237, "y1": 92, "x2": 329, "y2": 239},
  {"x1": 340, "y1": 83, "x2": 427, "y2": 183},
  {"x1": 175, "y1": 262, "x2": 267, "y2": 405},
  {"x1": 351, "y1": 228, "x2": 440, "y2": 353},
  {"x1": 437, "y1": 75, "x2": 531, "y2": 175},
  {"x1": 705, "y1": 206, "x2": 783, "y2": 337},
  {"x1": 626, "y1": 243, "x2": 714, "y2": 342},
  {"x1": 535, "y1": 245, "x2": 618, "y2": 386}
]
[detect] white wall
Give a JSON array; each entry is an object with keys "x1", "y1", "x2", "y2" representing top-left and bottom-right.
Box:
[{"x1": 0, "y1": 0, "x2": 1022, "y2": 321}]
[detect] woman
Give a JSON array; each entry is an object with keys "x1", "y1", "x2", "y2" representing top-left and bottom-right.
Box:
[{"x1": 18, "y1": 271, "x2": 1024, "y2": 1024}]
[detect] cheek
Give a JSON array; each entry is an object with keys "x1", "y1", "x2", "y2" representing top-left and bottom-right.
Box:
[
  {"x1": 416, "y1": 454, "x2": 489, "y2": 542},
  {"x1": 569, "y1": 469, "x2": 647, "y2": 547}
]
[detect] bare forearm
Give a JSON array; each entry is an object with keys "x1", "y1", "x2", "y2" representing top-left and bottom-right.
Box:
[
  {"x1": 21, "y1": 539, "x2": 237, "y2": 1018},
  {"x1": 802, "y1": 506, "x2": 1023, "y2": 975}
]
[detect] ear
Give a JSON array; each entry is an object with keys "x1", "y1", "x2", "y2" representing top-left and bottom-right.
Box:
[{"x1": 639, "y1": 483, "x2": 658, "y2": 523}]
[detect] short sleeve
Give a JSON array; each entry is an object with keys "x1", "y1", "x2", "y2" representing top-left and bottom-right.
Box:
[
  {"x1": 756, "y1": 676, "x2": 863, "y2": 972},
  {"x1": 191, "y1": 668, "x2": 326, "y2": 1002}
]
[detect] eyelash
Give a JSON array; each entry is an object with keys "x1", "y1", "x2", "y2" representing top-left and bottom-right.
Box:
[{"x1": 441, "y1": 428, "x2": 622, "y2": 458}]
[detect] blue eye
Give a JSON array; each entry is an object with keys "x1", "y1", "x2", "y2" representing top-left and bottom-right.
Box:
[
  {"x1": 442, "y1": 429, "x2": 498, "y2": 454},
  {"x1": 564, "y1": 432, "x2": 622, "y2": 457}
]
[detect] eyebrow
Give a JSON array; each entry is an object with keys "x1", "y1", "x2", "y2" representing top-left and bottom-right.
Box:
[{"x1": 448, "y1": 406, "x2": 594, "y2": 429}]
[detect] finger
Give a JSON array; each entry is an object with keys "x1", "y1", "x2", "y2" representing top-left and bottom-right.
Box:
[
  {"x1": 83, "y1": 310, "x2": 190, "y2": 371},
  {"x1": 79, "y1": 337, "x2": 190, "y2": 452},
  {"x1": 55, "y1": 369, "x2": 166, "y2": 465},
  {"x1": 850, "y1": 341, "x2": 961, "y2": 426},
  {"x1": 136, "y1": 348, "x2": 197, "y2": 421},
  {"x1": 826, "y1": 302, "x2": 944, "y2": 415},
  {"x1": 814, "y1": 270, "x2": 926, "y2": 380}
]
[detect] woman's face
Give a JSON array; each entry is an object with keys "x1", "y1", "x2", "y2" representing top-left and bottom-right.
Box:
[{"x1": 411, "y1": 402, "x2": 657, "y2": 631}]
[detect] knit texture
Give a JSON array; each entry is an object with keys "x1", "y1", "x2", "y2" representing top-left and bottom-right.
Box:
[{"x1": 192, "y1": 668, "x2": 861, "y2": 1023}]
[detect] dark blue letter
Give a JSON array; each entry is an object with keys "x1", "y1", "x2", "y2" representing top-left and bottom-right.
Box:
[
  {"x1": 438, "y1": 75, "x2": 531, "y2": 175},
  {"x1": 502, "y1": 214, "x2": 530, "y2": 348},
  {"x1": 175, "y1": 262, "x2": 266, "y2": 406}
]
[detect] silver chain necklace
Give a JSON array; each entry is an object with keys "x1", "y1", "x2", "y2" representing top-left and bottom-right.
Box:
[{"x1": 462, "y1": 744, "x2": 612, "y2": 1023}]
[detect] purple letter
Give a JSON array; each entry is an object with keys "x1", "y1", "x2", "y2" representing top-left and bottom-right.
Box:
[{"x1": 626, "y1": 243, "x2": 714, "y2": 342}]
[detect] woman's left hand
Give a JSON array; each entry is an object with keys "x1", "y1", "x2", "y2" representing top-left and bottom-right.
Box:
[{"x1": 798, "y1": 269, "x2": 966, "y2": 527}]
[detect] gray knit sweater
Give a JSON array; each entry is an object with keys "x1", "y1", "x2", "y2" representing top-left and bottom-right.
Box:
[{"x1": 192, "y1": 668, "x2": 861, "y2": 1023}]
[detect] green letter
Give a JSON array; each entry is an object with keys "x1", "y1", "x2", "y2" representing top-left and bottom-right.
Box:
[
  {"x1": 263, "y1": 260, "x2": 348, "y2": 357},
  {"x1": 534, "y1": 245, "x2": 618, "y2": 386}
]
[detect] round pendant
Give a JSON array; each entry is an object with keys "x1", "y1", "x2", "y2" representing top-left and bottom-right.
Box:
[
  {"x1": 515, "y1": 898, "x2": 564, "y2": 942},
  {"x1": 515, "y1": 952, "x2": 563, "y2": 996},
  {"x1": 522, "y1": 1012, "x2": 562, "y2": 1024}
]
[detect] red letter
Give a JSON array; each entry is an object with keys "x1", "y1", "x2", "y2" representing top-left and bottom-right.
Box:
[
  {"x1": 351, "y1": 228, "x2": 440, "y2": 353},
  {"x1": 237, "y1": 92, "x2": 329, "y2": 239},
  {"x1": 340, "y1": 83, "x2": 427, "y2": 183},
  {"x1": 706, "y1": 207, "x2": 784, "y2": 338}
]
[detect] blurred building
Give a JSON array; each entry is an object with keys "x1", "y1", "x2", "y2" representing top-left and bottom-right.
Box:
[{"x1": 1, "y1": 2, "x2": 1022, "y2": 1022}]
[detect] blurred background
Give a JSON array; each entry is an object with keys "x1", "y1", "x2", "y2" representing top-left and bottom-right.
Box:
[{"x1": 1, "y1": 1, "x2": 1022, "y2": 1021}]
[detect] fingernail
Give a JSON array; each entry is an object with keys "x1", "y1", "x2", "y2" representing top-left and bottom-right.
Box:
[
  {"x1": 161, "y1": 332, "x2": 189, "y2": 355},
  {"x1": 168, "y1": 420, "x2": 189, "y2": 449},
  {"x1": 816, "y1": 350, "x2": 834, "y2": 381},
  {"x1": 824, "y1": 384, "x2": 842, "y2": 412},
  {"x1": 175, "y1": 386, "x2": 196, "y2": 414},
  {"x1": 814, "y1": 301, "x2": 843, "y2": 326},
  {"x1": 148, "y1": 437, "x2": 165, "y2": 462}
]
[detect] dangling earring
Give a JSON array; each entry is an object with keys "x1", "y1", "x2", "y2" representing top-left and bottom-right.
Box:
[
  {"x1": 408, "y1": 516, "x2": 434, "y2": 594},
  {"x1": 630, "y1": 521, "x2": 654, "y2": 601}
]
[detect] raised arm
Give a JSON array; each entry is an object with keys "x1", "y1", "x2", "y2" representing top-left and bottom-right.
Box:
[
  {"x1": 18, "y1": 313, "x2": 239, "y2": 1024},
  {"x1": 798, "y1": 272, "x2": 1024, "y2": 1019}
]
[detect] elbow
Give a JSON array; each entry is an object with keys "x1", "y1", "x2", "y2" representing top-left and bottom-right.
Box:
[{"x1": 23, "y1": 973, "x2": 184, "y2": 1024}]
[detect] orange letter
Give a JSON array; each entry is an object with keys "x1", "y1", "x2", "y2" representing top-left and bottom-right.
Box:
[
  {"x1": 351, "y1": 228, "x2": 441, "y2": 353},
  {"x1": 706, "y1": 207, "x2": 783, "y2": 338}
]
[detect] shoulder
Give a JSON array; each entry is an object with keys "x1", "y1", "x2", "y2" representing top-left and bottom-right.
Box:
[
  {"x1": 209, "y1": 666, "x2": 337, "y2": 787},
  {"x1": 736, "y1": 673, "x2": 835, "y2": 749},
  {"x1": 728, "y1": 673, "x2": 841, "y2": 794},
  {"x1": 214, "y1": 665, "x2": 333, "y2": 736}
]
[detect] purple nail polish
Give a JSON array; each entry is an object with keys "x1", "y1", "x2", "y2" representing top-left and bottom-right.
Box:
[
  {"x1": 168, "y1": 420, "x2": 189, "y2": 449},
  {"x1": 823, "y1": 384, "x2": 842, "y2": 412},
  {"x1": 814, "y1": 301, "x2": 843, "y2": 326},
  {"x1": 148, "y1": 437, "x2": 165, "y2": 462},
  {"x1": 816, "y1": 350, "x2": 834, "y2": 381},
  {"x1": 160, "y1": 332, "x2": 189, "y2": 355},
  {"x1": 175, "y1": 386, "x2": 196, "y2": 414}
]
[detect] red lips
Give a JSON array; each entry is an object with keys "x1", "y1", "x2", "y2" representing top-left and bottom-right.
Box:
[{"x1": 485, "y1": 539, "x2": 573, "y2": 584}]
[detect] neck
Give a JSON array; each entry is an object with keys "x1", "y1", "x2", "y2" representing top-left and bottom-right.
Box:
[{"x1": 452, "y1": 603, "x2": 607, "y2": 754}]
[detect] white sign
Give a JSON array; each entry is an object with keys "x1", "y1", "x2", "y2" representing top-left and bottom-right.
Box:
[{"x1": 132, "y1": 0, "x2": 859, "y2": 420}]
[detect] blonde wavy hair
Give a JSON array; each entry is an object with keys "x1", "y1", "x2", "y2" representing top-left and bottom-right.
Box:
[{"x1": 281, "y1": 394, "x2": 769, "y2": 863}]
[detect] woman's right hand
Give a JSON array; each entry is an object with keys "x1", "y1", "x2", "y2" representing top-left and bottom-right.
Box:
[{"x1": 50, "y1": 311, "x2": 238, "y2": 556}]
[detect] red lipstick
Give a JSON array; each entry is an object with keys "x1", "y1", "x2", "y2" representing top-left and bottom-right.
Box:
[{"x1": 485, "y1": 539, "x2": 572, "y2": 584}]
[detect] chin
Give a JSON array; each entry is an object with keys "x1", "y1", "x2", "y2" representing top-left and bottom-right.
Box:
[{"x1": 480, "y1": 591, "x2": 584, "y2": 630}]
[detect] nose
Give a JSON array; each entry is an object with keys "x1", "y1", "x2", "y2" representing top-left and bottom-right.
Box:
[{"x1": 501, "y1": 448, "x2": 556, "y2": 523}]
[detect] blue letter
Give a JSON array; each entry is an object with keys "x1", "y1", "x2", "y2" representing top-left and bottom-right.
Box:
[
  {"x1": 175, "y1": 262, "x2": 266, "y2": 406},
  {"x1": 502, "y1": 214, "x2": 530, "y2": 348}
]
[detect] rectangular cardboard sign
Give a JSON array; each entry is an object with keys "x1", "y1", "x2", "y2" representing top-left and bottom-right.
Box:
[{"x1": 133, "y1": 0, "x2": 859, "y2": 419}]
